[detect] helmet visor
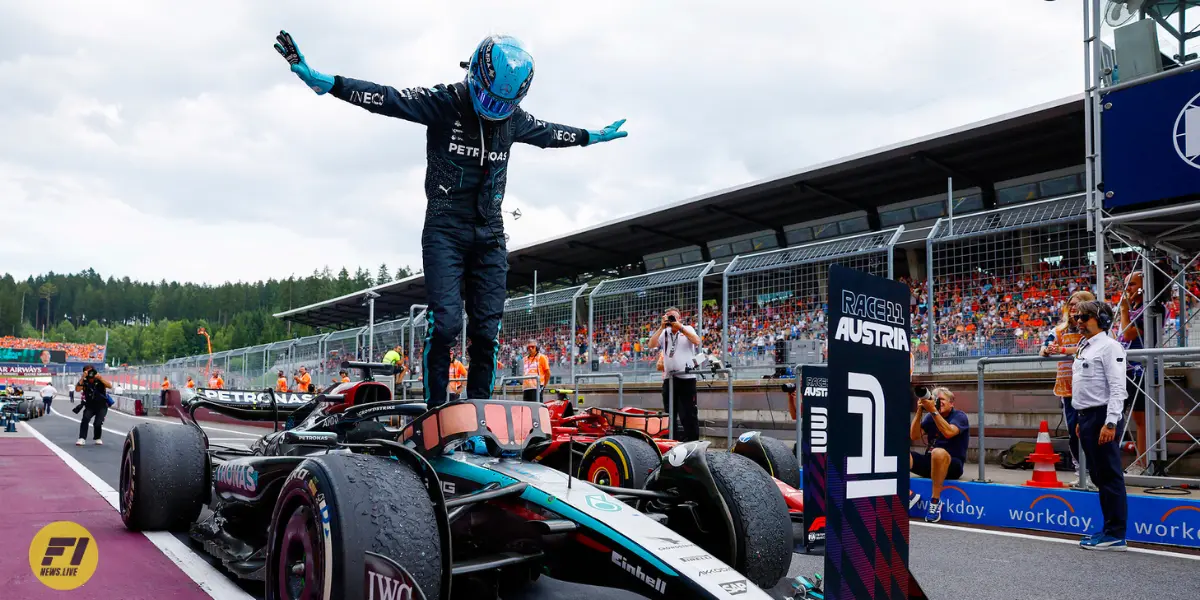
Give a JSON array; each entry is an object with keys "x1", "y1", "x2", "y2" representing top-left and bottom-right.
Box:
[{"x1": 472, "y1": 83, "x2": 517, "y2": 120}]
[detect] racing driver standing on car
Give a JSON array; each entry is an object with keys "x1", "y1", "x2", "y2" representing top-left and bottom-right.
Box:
[{"x1": 275, "y1": 31, "x2": 627, "y2": 407}]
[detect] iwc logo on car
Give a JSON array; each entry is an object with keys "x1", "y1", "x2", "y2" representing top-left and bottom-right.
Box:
[
  {"x1": 28, "y1": 521, "x2": 99, "y2": 591},
  {"x1": 364, "y1": 551, "x2": 426, "y2": 600},
  {"x1": 1174, "y1": 91, "x2": 1200, "y2": 170}
]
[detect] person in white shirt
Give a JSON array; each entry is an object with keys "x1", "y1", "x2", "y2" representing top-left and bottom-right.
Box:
[
  {"x1": 647, "y1": 306, "x2": 703, "y2": 441},
  {"x1": 40, "y1": 382, "x2": 57, "y2": 413},
  {"x1": 1071, "y1": 300, "x2": 1129, "y2": 551}
]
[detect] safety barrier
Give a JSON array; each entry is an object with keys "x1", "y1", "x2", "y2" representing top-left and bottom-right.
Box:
[
  {"x1": 977, "y1": 347, "x2": 1200, "y2": 488},
  {"x1": 573, "y1": 373, "x2": 624, "y2": 408},
  {"x1": 588, "y1": 262, "x2": 714, "y2": 383},
  {"x1": 723, "y1": 228, "x2": 901, "y2": 380}
]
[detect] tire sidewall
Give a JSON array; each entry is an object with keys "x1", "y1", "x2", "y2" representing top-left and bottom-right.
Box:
[
  {"x1": 267, "y1": 465, "x2": 337, "y2": 600},
  {"x1": 579, "y1": 435, "x2": 658, "y2": 489}
]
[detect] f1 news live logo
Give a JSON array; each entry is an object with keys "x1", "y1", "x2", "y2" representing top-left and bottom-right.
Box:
[
  {"x1": 28, "y1": 521, "x2": 99, "y2": 591},
  {"x1": 1134, "y1": 505, "x2": 1200, "y2": 542}
]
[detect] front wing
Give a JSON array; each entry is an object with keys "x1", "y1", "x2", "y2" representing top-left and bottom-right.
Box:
[{"x1": 433, "y1": 454, "x2": 775, "y2": 600}]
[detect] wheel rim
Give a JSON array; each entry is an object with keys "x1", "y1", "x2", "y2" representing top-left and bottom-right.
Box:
[
  {"x1": 119, "y1": 450, "x2": 134, "y2": 518},
  {"x1": 277, "y1": 504, "x2": 322, "y2": 600},
  {"x1": 587, "y1": 456, "x2": 621, "y2": 486}
]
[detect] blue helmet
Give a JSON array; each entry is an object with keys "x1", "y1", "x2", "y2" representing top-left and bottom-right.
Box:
[{"x1": 464, "y1": 35, "x2": 534, "y2": 121}]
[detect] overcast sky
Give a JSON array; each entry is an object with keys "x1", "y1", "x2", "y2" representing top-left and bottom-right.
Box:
[{"x1": 0, "y1": 1, "x2": 1087, "y2": 285}]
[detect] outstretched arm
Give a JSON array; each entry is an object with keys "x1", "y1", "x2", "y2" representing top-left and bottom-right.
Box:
[
  {"x1": 274, "y1": 30, "x2": 448, "y2": 125},
  {"x1": 513, "y1": 110, "x2": 627, "y2": 148}
]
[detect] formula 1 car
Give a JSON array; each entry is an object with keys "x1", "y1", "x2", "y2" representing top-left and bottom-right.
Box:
[
  {"x1": 0, "y1": 385, "x2": 42, "y2": 421},
  {"x1": 533, "y1": 392, "x2": 806, "y2": 549},
  {"x1": 119, "y1": 362, "x2": 791, "y2": 599}
]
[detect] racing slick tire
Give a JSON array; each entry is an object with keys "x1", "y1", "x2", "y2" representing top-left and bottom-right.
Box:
[
  {"x1": 578, "y1": 434, "x2": 659, "y2": 489},
  {"x1": 119, "y1": 422, "x2": 208, "y2": 532},
  {"x1": 266, "y1": 453, "x2": 443, "y2": 600},
  {"x1": 699, "y1": 451, "x2": 792, "y2": 589},
  {"x1": 731, "y1": 431, "x2": 801, "y2": 489}
]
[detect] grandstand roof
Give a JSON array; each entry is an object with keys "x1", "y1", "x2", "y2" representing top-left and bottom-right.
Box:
[{"x1": 276, "y1": 94, "x2": 1086, "y2": 328}]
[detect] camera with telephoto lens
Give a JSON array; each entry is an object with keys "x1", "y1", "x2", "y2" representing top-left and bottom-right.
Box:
[
  {"x1": 666, "y1": 314, "x2": 677, "y2": 323},
  {"x1": 782, "y1": 382, "x2": 797, "y2": 394},
  {"x1": 914, "y1": 386, "x2": 941, "y2": 411}
]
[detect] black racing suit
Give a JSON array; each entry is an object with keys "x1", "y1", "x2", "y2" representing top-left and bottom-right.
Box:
[{"x1": 330, "y1": 77, "x2": 591, "y2": 406}]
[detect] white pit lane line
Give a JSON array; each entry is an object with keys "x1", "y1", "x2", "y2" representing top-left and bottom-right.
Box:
[{"x1": 19, "y1": 420, "x2": 255, "y2": 600}]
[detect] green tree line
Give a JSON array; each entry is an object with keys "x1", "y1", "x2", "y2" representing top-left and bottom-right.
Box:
[{"x1": 0, "y1": 264, "x2": 414, "y2": 365}]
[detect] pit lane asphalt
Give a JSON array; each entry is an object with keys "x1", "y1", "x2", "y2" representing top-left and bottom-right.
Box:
[{"x1": 27, "y1": 404, "x2": 1200, "y2": 600}]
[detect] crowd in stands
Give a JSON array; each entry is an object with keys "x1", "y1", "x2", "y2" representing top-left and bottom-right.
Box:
[
  {"x1": 0, "y1": 336, "x2": 106, "y2": 362},
  {"x1": 264, "y1": 253, "x2": 1200, "y2": 382}
]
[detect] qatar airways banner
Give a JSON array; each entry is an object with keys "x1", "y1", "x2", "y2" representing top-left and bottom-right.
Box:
[{"x1": 0, "y1": 364, "x2": 52, "y2": 376}]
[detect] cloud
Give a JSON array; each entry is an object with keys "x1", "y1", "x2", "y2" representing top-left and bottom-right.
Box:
[{"x1": 0, "y1": 1, "x2": 1084, "y2": 284}]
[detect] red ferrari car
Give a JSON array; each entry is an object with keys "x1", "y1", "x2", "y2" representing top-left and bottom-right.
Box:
[{"x1": 527, "y1": 392, "x2": 806, "y2": 548}]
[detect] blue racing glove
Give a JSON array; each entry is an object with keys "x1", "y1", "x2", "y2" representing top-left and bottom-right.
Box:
[
  {"x1": 587, "y1": 119, "x2": 628, "y2": 145},
  {"x1": 274, "y1": 30, "x2": 334, "y2": 95}
]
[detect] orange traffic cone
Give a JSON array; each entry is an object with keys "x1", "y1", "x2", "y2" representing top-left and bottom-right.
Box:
[{"x1": 1025, "y1": 420, "x2": 1065, "y2": 488}]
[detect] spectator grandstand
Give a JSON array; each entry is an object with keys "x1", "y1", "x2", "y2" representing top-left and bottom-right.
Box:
[{"x1": 0, "y1": 336, "x2": 106, "y2": 362}]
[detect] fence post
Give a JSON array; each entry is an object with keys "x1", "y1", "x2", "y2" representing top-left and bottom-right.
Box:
[
  {"x1": 570, "y1": 285, "x2": 587, "y2": 390},
  {"x1": 722, "y1": 256, "x2": 739, "y2": 381},
  {"x1": 976, "y1": 358, "x2": 988, "y2": 483},
  {"x1": 588, "y1": 284, "x2": 601, "y2": 378},
  {"x1": 925, "y1": 219, "x2": 940, "y2": 374}
]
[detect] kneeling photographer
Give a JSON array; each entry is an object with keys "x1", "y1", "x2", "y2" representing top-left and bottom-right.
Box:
[
  {"x1": 74, "y1": 365, "x2": 112, "y2": 446},
  {"x1": 909, "y1": 386, "x2": 970, "y2": 523}
]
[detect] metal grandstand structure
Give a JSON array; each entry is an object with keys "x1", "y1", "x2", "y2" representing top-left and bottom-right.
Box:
[{"x1": 722, "y1": 227, "x2": 903, "y2": 378}]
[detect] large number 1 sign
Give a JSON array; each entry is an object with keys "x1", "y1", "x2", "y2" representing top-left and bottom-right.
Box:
[
  {"x1": 824, "y1": 265, "x2": 925, "y2": 600},
  {"x1": 846, "y1": 372, "x2": 898, "y2": 499}
]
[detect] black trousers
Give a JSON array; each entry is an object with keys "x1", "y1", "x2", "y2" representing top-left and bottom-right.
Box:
[
  {"x1": 661, "y1": 377, "x2": 700, "y2": 442},
  {"x1": 1078, "y1": 406, "x2": 1127, "y2": 538},
  {"x1": 421, "y1": 223, "x2": 506, "y2": 408},
  {"x1": 42, "y1": 397, "x2": 53, "y2": 412},
  {"x1": 522, "y1": 388, "x2": 541, "y2": 403},
  {"x1": 78, "y1": 405, "x2": 108, "y2": 441}
]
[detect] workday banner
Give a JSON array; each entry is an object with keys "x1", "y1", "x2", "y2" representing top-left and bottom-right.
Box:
[
  {"x1": 909, "y1": 478, "x2": 1200, "y2": 549},
  {"x1": 1102, "y1": 67, "x2": 1200, "y2": 209}
]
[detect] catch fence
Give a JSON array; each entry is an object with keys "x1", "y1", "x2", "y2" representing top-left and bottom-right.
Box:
[
  {"x1": 926, "y1": 193, "x2": 1091, "y2": 373},
  {"x1": 499, "y1": 285, "x2": 587, "y2": 386},
  {"x1": 722, "y1": 227, "x2": 901, "y2": 379},
  {"x1": 588, "y1": 262, "x2": 714, "y2": 383}
]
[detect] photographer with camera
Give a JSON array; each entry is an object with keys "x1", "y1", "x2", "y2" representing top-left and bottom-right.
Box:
[
  {"x1": 648, "y1": 307, "x2": 704, "y2": 441},
  {"x1": 908, "y1": 386, "x2": 970, "y2": 523},
  {"x1": 74, "y1": 365, "x2": 112, "y2": 446}
]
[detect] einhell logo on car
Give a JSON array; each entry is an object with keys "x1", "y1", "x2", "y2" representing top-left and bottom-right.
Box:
[
  {"x1": 834, "y1": 290, "x2": 909, "y2": 351},
  {"x1": 611, "y1": 551, "x2": 667, "y2": 594},
  {"x1": 364, "y1": 551, "x2": 425, "y2": 600}
]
